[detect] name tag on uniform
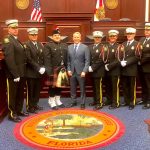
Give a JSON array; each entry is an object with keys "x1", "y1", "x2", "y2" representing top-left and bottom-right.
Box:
[
  {"x1": 96, "y1": 49, "x2": 99, "y2": 53},
  {"x1": 131, "y1": 46, "x2": 134, "y2": 50},
  {"x1": 146, "y1": 44, "x2": 149, "y2": 47},
  {"x1": 112, "y1": 49, "x2": 114, "y2": 52}
]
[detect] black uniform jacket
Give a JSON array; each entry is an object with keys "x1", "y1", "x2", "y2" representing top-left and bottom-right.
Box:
[
  {"x1": 44, "y1": 40, "x2": 68, "y2": 76},
  {"x1": 25, "y1": 41, "x2": 44, "y2": 78},
  {"x1": 121, "y1": 40, "x2": 140, "y2": 76},
  {"x1": 139, "y1": 37, "x2": 150, "y2": 73},
  {"x1": 2, "y1": 35, "x2": 26, "y2": 79},
  {"x1": 89, "y1": 43, "x2": 105, "y2": 78},
  {"x1": 106, "y1": 42, "x2": 121, "y2": 76}
]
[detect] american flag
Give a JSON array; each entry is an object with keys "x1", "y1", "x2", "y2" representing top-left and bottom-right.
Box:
[{"x1": 30, "y1": 0, "x2": 42, "y2": 22}]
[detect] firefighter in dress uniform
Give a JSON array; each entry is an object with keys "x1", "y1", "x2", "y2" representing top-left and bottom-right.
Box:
[
  {"x1": 104, "y1": 30, "x2": 121, "y2": 109},
  {"x1": 138, "y1": 23, "x2": 150, "y2": 109},
  {"x1": 44, "y1": 30, "x2": 68, "y2": 110},
  {"x1": 120, "y1": 27, "x2": 140, "y2": 110},
  {"x1": 24, "y1": 28, "x2": 45, "y2": 113},
  {"x1": 2, "y1": 19, "x2": 28, "y2": 122},
  {"x1": 88, "y1": 31, "x2": 106, "y2": 110}
]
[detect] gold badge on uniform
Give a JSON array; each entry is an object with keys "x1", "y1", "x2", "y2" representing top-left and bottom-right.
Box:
[
  {"x1": 40, "y1": 49, "x2": 43, "y2": 53},
  {"x1": 104, "y1": 47, "x2": 108, "y2": 51},
  {"x1": 112, "y1": 49, "x2": 114, "y2": 52},
  {"x1": 24, "y1": 44, "x2": 27, "y2": 48},
  {"x1": 121, "y1": 46, "x2": 124, "y2": 51},
  {"x1": 4, "y1": 38, "x2": 9, "y2": 44},
  {"x1": 96, "y1": 49, "x2": 99, "y2": 53},
  {"x1": 131, "y1": 46, "x2": 134, "y2": 50},
  {"x1": 146, "y1": 44, "x2": 149, "y2": 47}
]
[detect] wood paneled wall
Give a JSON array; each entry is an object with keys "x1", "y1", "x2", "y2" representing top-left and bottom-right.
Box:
[
  {"x1": 0, "y1": 0, "x2": 148, "y2": 42},
  {"x1": 0, "y1": 0, "x2": 148, "y2": 22}
]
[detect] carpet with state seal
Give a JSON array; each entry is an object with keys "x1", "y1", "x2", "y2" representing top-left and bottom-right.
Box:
[{"x1": 14, "y1": 108, "x2": 125, "y2": 150}]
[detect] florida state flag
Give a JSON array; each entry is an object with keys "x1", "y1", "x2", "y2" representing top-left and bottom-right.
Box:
[{"x1": 94, "y1": 0, "x2": 105, "y2": 21}]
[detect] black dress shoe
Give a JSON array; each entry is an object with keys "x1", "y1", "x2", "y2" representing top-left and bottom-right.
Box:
[
  {"x1": 67, "y1": 102, "x2": 77, "y2": 108},
  {"x1": 34, "y1": 105, "x2": 43, "y2": 110},
  {"x1": 8, "y1": 115, "x2": 21, "y2": 123},
  {"x1": 103, "y1": 101, "x2": 112, "y2": 106},
  {"x1": 93, "y1": 104, "x2": 103, "y2": 110},
  {"x1": 137, "y1": 100, "x2": 144, "y2": 105},
  {"x1": 80, "y1": 104, "x2": 85, "y2": 109},
  {"x1": 27, "y1": 107, "x2": 38, "y2": 113},
  {"x1": 129, "y1": 105, "x2": 134, "y2": 110},
  {"x1": 120, "y1": 102, "x2": 127, "y2": 107},
  {"x1": 109, "y1": 105, "x2": 119, "y2": 109},
  {"x1": 58, "y1": 104, "x2": 65, "y2": 108},
  {"x1": 51, "y1": 106, "x2": 58, "y2": 110},
  {"x1": 17, "y1": 111, "x2": 29, "y2": 117},
  {"x1": 142, "y1": 104, "x2": 150, "y2": 109},
  {"x1": 89, "y1": 102, "x2": 96, "y2": 106}
]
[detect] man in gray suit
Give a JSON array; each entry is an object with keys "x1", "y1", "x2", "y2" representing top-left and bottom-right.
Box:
[{"x1": 67, "y1": 32, "x2": 90, "y2": 109}]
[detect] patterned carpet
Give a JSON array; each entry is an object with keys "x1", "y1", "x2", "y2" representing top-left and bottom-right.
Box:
[{"x1": 0, "y1": 98, "x2": 150, "y2": 150}]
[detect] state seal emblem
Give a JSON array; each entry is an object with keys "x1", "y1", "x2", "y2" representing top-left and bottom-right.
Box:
[
  {"x1": 16, "y1": 0, "x2": 29, "y2": 10},
  {"x1": 14, "y1": 109, "x2": 125, "y2": 149}
]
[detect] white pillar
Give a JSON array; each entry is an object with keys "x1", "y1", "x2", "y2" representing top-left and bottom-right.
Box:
[{"x1": 145, "y1": 0, "x2": 150, "y2": 22}]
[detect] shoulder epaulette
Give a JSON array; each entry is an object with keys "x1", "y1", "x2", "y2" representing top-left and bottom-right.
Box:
[{"x1": 3, "y1": 37, "x2": 10, "y2": 44}]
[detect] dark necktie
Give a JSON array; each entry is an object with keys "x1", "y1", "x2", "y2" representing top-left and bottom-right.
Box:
[
  {"x1": 143, "y1": 38, "x2": 148, "y2": 44},
  {"x1": 34, "y1": 43, "x2": 38, "y2": 49},
  {"x1": 127, "y1": 42, "x2": 130, "y2": 47},
  {"x1": 93, "y1": 44, "x2": 97, "y2": 49},
  {"x1": 74, "y1": 44, "x2": 77, "y2": 53}
]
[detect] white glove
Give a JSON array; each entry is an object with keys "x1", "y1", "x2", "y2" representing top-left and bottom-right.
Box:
[
  {"x1": 39, "y1": 67, "x2": 45, "y2": 74},
  {"x1": 105, "y1": 64, "x2": 109, "y2": 71},
  {"x1": 14, "y1": 77, "x2": 20, "y2": 82},
  {"x1": 88, "y1": 66, "x2": 93, "y2": 72},
  {"x1": 121, "y1": 61, "x2": 127, "y2": 67},
  {"x1": 138, "y1": 61, "x2": 141, "y2": 65}
]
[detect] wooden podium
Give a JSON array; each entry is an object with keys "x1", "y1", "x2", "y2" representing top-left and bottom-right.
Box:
[{"x1": 43, "y1": 13, "x2": 93, "y2": 42}]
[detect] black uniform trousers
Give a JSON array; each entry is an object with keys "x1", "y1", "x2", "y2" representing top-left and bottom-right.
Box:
[
  {"x1": 93, "y1": 77, "x2": 103, "y2": 105},
  {"x1": 104, "y1": 76, "x2": 112, "y2": 104},
  {"x1": 70, "y1": 72, "x2": 86, "y2": 104},
  {"x1": 105, "y1": 76, "x2": 120, "y2": 106},
  {"x1": 26, "y1": 78, "x2": 41, "y2": 109},
  {"x1": 6, "y1": 78, "x2": 25, "y2": 117},
  {"x1": 143, "y1": 73, "x2": 150, "y2": 104},
  {"x1": 121, "y1": 76, "x2": 136, "y2": 106},
  {"x1": 138, "y1": 66, "x2": 147, "y2": 102}
]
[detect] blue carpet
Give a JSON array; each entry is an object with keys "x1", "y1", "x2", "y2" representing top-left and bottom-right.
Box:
[{"x1": 0, "y1": 98, "x2": 150, "y2": 150}]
